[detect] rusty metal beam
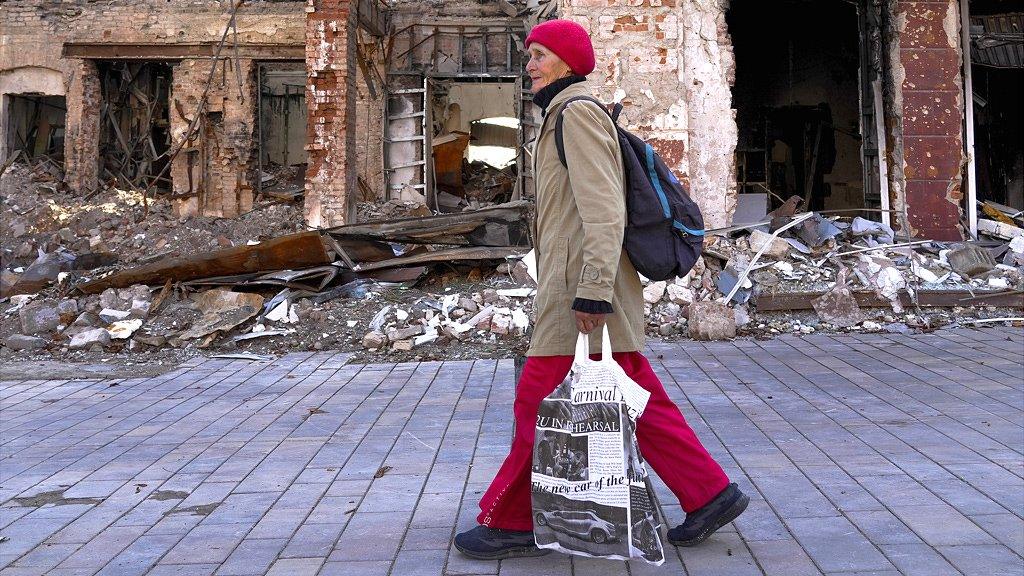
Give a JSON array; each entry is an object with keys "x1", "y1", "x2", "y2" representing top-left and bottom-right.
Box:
[
  {"x1": 63, "y1": 43, "x2": 304, "y2": 60},
  {"x1": 76, "y1": 232, "x2": 331, "y2": 294},
  {"x1": 754, "y1": 290, "x2": 1024, "y2": 312}
]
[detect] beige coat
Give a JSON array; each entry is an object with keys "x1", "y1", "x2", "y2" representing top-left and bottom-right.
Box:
[{"x1": 527, "y1": 82, "x2": 645, "y2": 357}]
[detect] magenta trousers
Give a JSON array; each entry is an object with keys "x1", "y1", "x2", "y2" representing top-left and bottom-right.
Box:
[{"x1": 477, "y1": 351, "x2": 730, "y2": 531}]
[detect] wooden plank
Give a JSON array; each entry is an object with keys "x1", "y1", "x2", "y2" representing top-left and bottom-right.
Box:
[
  {"x1": 76, "y1": 232, "x2": 331, "y2": 294},
  {"x1": 754, "y1": 289, "x2": 1024, "y2": 312}
]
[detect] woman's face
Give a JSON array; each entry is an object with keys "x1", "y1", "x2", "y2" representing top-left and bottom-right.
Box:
[{"x1": 526, "y1": 43, "x2": 572, "y2": 94}]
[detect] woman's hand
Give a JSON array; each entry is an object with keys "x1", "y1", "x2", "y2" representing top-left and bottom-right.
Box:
[{"x1": 575, "y1": 310, "x2": 608, "y2": 335}]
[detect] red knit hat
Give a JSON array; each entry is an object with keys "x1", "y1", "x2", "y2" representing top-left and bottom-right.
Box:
[{"x1": 525, "y1": 19, "x2": 595, "y2": 76}]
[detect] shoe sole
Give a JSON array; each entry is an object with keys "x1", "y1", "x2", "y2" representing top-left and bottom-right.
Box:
[
  {"x1": 669, "y1": 492, "x2": 750, "y2": 548},
  {"x1": 454, "y1": 543, "x2": 553, "y2": 561}
]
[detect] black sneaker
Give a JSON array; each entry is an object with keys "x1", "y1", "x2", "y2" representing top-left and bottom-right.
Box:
[
  {"x1": 667, "y1": 483, "x2": 749, "y2": 547},
  {"x1": 453, "y1": 525, "x2": 553, "y2": 560}
]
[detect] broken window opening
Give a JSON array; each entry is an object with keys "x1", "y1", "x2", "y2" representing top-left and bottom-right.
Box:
[
  {"x1": 382, "y1": 20, "x2": 532, "y2": 216},
  {"x1": 257, "y1": 62, "x2": 308, "y2": 202},
  {"x1": 3, "y1": 94, "x2": 65, "y2": 162},
  {"x1": 97, "y1": 61, "x2": 172, "y2": 193},
  {"x1": 729, "y1": 0, "x2": 869, "y2": 216},
  {"x1": 468, "y1": 116, "x2": 519, "y2": 169},
  {"x1": 429, "y1": 77, "x2": 519, "y2": 212}
]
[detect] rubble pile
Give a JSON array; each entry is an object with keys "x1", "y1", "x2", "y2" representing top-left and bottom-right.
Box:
[
  {"x1": 356, "y1": 160, "x2": 516, "y2": 220},
  {"x1": 2, "y1": 163, "x2": 1022, "y2": 367},
  {"x1": 1, "y1": 162, "x2": 535, "y2": 364},
  {"x1": 1, "y1": 163, "x2": 305, "y2": 295},
  {"x1": 636, "y1": 198, "x2": 1024, "y2": 340}
]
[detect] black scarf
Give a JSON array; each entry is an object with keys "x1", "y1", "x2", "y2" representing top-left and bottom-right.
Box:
[{"x1": 533, "y1": 75, "x2": 587, "y2": 113}]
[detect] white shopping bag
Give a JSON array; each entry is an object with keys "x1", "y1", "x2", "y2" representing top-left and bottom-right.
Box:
[{"x1": 530, "y1": 327, "x2": 666, "y2": 564}]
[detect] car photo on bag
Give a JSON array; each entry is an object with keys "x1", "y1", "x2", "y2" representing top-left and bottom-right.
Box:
[
  {"x1": 534, "y1": 509, "x2": 619, "y2": 544},
  {"x1": 531, "y1": 489, "x2": 631, "y2": 556}
]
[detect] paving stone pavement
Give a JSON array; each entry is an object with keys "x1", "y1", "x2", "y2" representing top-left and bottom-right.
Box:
[{"x1": 0, "y1": 327, "x2": 1021, "y2": 576}]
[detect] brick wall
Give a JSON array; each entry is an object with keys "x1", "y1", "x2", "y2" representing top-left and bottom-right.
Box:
[
  {"x1": 169, "y1": 57, "x2": 259, "y2": 218},
  {"x1": 305, "y1": 0, "x2": 358, "y2": 228},
  {"x1": 1, "y1": 0, "x2": 304, "y2": 216},
  {"x1": 888, "y1": 0, "x2": 965, "y2": 240},
  {"x1": 63, "y1": 59, "x2": 101, "y2": 194},
  {"x1": 560, "y1": 0, "x2": 736, "y2": 228}
]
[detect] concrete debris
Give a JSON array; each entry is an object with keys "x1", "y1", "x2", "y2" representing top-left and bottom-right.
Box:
[
  {"x1": 19, "y1": 303, "x2": 61, "y2": 335},
  {"x1": 387, "y1": 325, "x2": 425, "y2": 342},
  {"x1": 2, "y1": 158, "x2": 1021, "y2": 365},
  {"x1": 748, "y1": 229, "x2": 791, "y2": 259},
  {"x1": 643, "y1": 282, "x2": 667, "y2": 305},
  {"x1": 688, "y1": 301, "x2": 736, "y2": 341},
  {"x1": 69, "y1": 328, "x2": 111, "y2": 350},
  {"x1": 99, "y1": 308, "x2": 132, "y2": 323},
  {"x1": 108, "y1": 319, "x2": 144, "y2": 340},
  {"x1": 946, "y1": 245, "x2": 997, "y2": 279},
  {"x1": 361, "y1": 331, "x2": 387, "y2": 349},
  {"x1": 811, "y1": 270, "x2": 864, "y2": 328},
  {"x1": 5, "y1": 334, "x2": 48, "y2": 351}
]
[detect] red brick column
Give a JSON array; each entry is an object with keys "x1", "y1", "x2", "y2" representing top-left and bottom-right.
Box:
[
  {"x1": 305, "y1": 0, "x2": 357, "y2": 227},
  {"x1": 893, "y1": 0, "x2": 965, "y2": 240}
]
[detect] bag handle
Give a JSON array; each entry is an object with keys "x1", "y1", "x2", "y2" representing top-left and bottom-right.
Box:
[{"x1": 573, "y1": 325, "x2": 614, "y2": 365}]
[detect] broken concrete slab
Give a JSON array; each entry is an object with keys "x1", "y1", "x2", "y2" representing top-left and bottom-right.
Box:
[
  {"x1": 361, "y1": 331, "x2": 387, "y2": 349},
  {"x1": 643, "y1": 281, "x2": 667, "y2": 305},
  {"x1": 56, "y1": 299, "x2": 79, "y2": 323},
  {"x1": 4, "y1": 334, "x2": 48, "y2": 351},
  {"x1": 69, "y1": 328, "x2": 112, "y2": 350},
  {"x1": 748, "y1": 229, "x2": 791, "y2": 259},
  {"x1": 98, "y1": 308, "x2": 131, "y2": 323},
  {"x1": 666, "y1": 283, "x2": 694, "y2": 305},
  {"x1": 178, "y1": 290, "x2": 265, "y2": 341},
  {"x1": 688, "y1": 301, "x2": 736, "y2": 340},
  {"x1": 19, "y1": 303, "x2": 60, "y2": 335},
  {"x1": 387, "y1": 325, "x2": 425, "y2": 342},
  {"x1": 812, "y1": 281, "x2": 865, "y2": 328},
  {"x1": 947, "y1": 245, "x2": 997, "y2": 278}
]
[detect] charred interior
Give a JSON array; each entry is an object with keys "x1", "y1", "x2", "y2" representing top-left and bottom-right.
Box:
[
  {"x1": 729, "y1": 0, "x2": 867, "y2": 214},
  {"x1": 969, "y1": 3, "x2": 1024, "y2": 211},
  {"x1": 4, "y1": 94, "x2": 65, "y2": 162},
  {"x1": 97, "y1": 61, "x2": 172, "y2": 193}
]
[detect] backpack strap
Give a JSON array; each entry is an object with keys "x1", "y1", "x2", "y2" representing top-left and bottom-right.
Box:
[{"x1": 554, "y1": 96, "x2": 623, "y2": 168}]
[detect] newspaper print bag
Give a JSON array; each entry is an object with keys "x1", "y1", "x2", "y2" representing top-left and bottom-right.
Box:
[{"x1": 530, "y1": 327, "x2": 666, "y2": 564}]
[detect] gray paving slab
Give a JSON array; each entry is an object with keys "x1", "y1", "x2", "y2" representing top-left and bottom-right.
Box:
[{"x1": 0, "y1": 328, "x2": 1020, "y2": 575}]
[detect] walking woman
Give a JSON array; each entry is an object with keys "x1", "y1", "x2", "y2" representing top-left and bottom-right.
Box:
[{"x1": 453, "y1": 19, "x2": 748, "y2": 560}]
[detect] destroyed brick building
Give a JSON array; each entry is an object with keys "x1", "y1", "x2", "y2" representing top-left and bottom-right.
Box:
[{"x1": 1, "y1": 0, "x2": 1021, "y2": 239}]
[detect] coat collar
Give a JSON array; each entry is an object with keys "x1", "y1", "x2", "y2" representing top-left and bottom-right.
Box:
[{"x1": 540, "y1": 81, "x2": 594, "y2": 119}]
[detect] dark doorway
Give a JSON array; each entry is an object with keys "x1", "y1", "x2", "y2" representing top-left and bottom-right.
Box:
[
  {"x1": 969, "y1": 5, "x2": 1024, "y2": 211},
  {"x1": 97, "y1": 61, "x2": 172, "y2": 191},
  {"x1": 728, "y1": 0, "x2": 866, "y2": 213},
  {"x1": 258, "y1": 62, "x2": 308, "y2": 201}
]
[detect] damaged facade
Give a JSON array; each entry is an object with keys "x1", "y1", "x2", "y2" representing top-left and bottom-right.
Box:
[{"x1": 1, "y1": 0, "x2": 1020, "y2": 238}]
